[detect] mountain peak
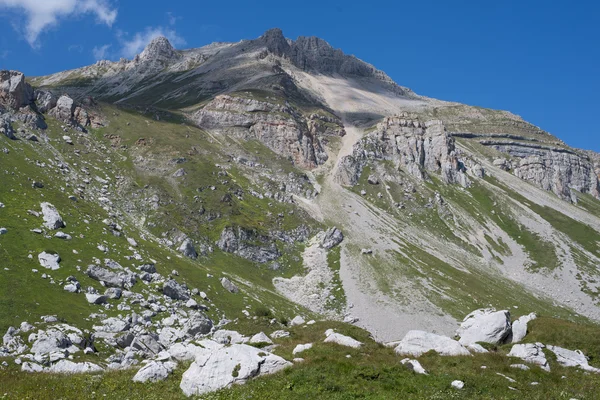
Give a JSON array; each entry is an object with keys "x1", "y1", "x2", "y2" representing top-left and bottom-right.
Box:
[
  {"x1": 139, "y1": 36, "x2": 179, "y2": 63},
  {"x1": 259, "y1": 27, "x2": 290, "y2": 56}
]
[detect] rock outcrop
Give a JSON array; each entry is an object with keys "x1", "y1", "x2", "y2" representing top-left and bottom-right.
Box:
[
  {"x1": 0, "y1": 70, "x2": 34, "y2": 111},
  {"x1": 216, "y1": 226, "x2": 280, "y2": 263},
  {"x1": 192, "y1": 95, "x2": 344, "y2": 169},
  {"x1": 482, "y1": 141, "x2": 599, "y2": 202},
  {"x1": 337, "y1": 115, "x2": 470, "y2": 187}
]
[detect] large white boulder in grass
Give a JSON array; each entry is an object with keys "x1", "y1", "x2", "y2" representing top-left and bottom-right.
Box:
[
  {"x1": 507, "y1": 343, "x2": 550, "y2": 371},
  {"x1": 179, "y1": 342, "x2": 291, "y2": 396},
  {"x1": 48, "y1": 360, "x2": 103, "y2": 374},
  {"x1": 456, "y1": 308, "x2": 511, "y2": 345},
  {"x1": 510, "y1": 313, "x2": 537, "y2": 343},
  {"x1": 40, "y1": 202, "x2": 65, "y2": 230},
  {"x1": 293, "y1": 343, "x2": 313, "y2": 355},
  {"x1": 546, "y1": 345, "x2": 600, "y2": 373},
  {"x1": 212, "y1": 330, "x2": 249, "y2": 345},
  {"x1": 395, "y1": 330, "x2": 471, "y2": 357},
  {"x1": 38, "y1": 252, "x2": 61, "y2": 270},
  {"x1": 323, "y1": 329, "x2": 362, "y2": 349},
  {"x1": 167, "y1": 342, "x2": 207, "y2": 362},
  {"x1": 132, "y1": 361, "x2": 177, "y2": 383},
  {"x1": 401, "y1": 358, "x2": 428, "y2": 375}
]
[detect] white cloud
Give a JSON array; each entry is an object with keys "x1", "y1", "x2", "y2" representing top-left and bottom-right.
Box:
[
  {"x1": 0, "y1": 0, "x2": 117, "y2": 47},
  {"x1": 92, "y1": 43, "x2": 111, "y2": 60},
  {"x1": 166, "y1": 12, "x2": 178, "y2": 26},
  {"x1": 118, "y1": 26, "x2": 185, "y2": 59}
]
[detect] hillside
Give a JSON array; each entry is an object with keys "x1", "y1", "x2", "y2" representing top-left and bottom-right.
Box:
[{"x1": 1, "y1": 28, "x2": 600, "y2": 398}]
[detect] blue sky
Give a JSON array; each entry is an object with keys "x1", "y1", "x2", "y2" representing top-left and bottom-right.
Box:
[{"x1": 0, "y1": 0, "x2": 598, "y2": 151}]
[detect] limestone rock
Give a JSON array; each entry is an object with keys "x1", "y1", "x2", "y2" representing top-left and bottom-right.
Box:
[
  {"x1": 0, "y1": 70, "x2": 34, "y2": 110},
  {"x1": 323, "y1": 329, "x2": 362, "y2": 348},
  {"x1": 394, "y1": 330, "x2": 470, "y2": 357},
  {"x1": 456, "y1": 308, "x2": 511, "y2": 345},
  {"x1": 132, "y1": 361, "x2": 176, "y2": 383},
  {"x1": 507, "y1": 343, "x2": 550, "y2": 371},
  {"x1": 38, "y1": 252, "x2": 61, "y2": 270},
  {"x1": 292, "y1": 343, "x2": 313, "y2": 355},
  {"x1": 86, "y1": 265, "x2": 130, "y2": 288},
  {"x1": 49, "y1": 95, "x2": 75, "y2": 122},
  {"x1": 337, "y1": 117, "x2": 469, "y2": 187},
  {"x1": 510, "y1": 313, "x2": 537, "y2": 343},
  {"x1": 182, "y1": 311, "x2": 213, "y2": 337},
  {"x1": 249, "y1": 332, "x2": 272, "y2": 345},
  {"x1": 216, "y1": 226, "x2": 280, "y2": 263},
  {"x1": 179, "y1": 342, "x2": 290, "y2": 396},
  {"x1": 320, "y1": 227, "x2": 344, "y2": 249},
  {"x1": 34, "y1": 90, "x2": 57, "y2": 113},
  {"x1": 212, "y1": 330, "x2": 248, "y2": 345},
  {"x1": 546, "y1": 345, "x2": 600, "y2": 373},
  {"x1": 192, "y1": 94, "x2": 338, "y2": 169},
  {"x1": 178, "y1": 238, "x2": 198, "y2": 259},
  {"x1": 451, "y1": 380, "x2": 465, "y2": 390},
  {"x1": 48, "y1": 360, "x2": 103, "y2": 374},
  {"x1": 163, "y1": 280, "x2": 190, "y2": 301},
  {"x1": 40, "y1": 202, "x2": 65, "y2": 230},
  {"x1": 85, "y1": 293, "x2": 108, "y2": 305},
  {"x1": 401, "y1": 358, "x2": 428, "y2": 375},
  {"x1": 220, "y1": 277, "x2": 239, "y2": 293}
]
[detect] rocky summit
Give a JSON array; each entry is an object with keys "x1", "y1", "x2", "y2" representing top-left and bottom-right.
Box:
[{"x1": 1, "y1": 28, "x2": 600, "y2": 399}]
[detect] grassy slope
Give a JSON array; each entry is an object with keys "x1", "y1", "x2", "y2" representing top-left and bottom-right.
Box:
[{"x1": 0, "y1": 106, "x2": 322, "y2": 337}]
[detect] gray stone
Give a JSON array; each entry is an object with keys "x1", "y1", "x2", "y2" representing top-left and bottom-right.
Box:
[
  {"x1": 220, "y1": 277, "x2": 239, "y2": 293},
  {"x1": 216, "y1": 226, "x2": 280, "y2": 263},
  {"x1": 456, "y1": 308, "x2": 512, "y2": 346},
  {"x1": 178, "y1": 238, "x2": 198, "y2": 259},
  {"x1": 320, "y1": 227, "x2": 344, "y2": 249},
  {"x1": 163, "y1": 279, "x2": 190, "y2": 301},
  {"x1": 507, "y1": 343, "x2": 550, "y2": 371},
  {"x1": 38, "y1": 252, "x2": 61, "y2": 270},
  {"x1": 132, "y1": 361, "x2": 176, "y2": 383},
  {"x1": 395, "y1": 330, "x2": 470, "y2": 357},
  {"x1": 40, "y1": 202, "x2": 65, "y2": 230},
  {"x1": 182, "y1": 311, "x2": 213, "y2": 337},
  {"x1": 85, "y1": 293, "x2": 108, "y2": 305}
]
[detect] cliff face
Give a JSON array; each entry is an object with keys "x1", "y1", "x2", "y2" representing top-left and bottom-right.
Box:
[
  {"x1": 337, "y1": 115, "x2": 469, "y2": 187},
  {"x1": 484, "y1": 142, "x2": 600, "y2": 201},
  {"x1": 192, "y1": 94, "x2": 344, "y2": 169}
]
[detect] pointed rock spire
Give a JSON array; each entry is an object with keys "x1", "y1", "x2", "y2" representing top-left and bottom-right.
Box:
[
  {"x1": 139, "y1": 36, "x2": 180, "y2": 63},
  {"x1": 259, "y1": 28, "x2": 291, "y2": 57}
]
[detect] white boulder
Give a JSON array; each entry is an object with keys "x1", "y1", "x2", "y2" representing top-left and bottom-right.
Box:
[
  {"x1": 451, "y1": 380, "x2": 465, "y2": 389},
  {"x1": 456, "y1": 308, "x2": 511, "y2": 345},
  {"x1": 510, "y1": 313, "x2": 537, "y2": 343},
  {"x1": 395, "y1": 330, "x2": 471, "y2": 357},
  {"x1": 507, "y1": 343, "x2": 550, "y2": 371},
  {"x1": 401, "y1": 358, "x2": 428, "y2": 375},
  {"x1": 40, "y1": 202, "x2": 65, "y2": 230},
  {"x1": 290, "y1": 315, "x2": 305, "y2": 326},
  {"x1": 48, "y1": 360, "x2": 103, "y2": 374},
  {"x1": 323, "y1": 329, "x2": 362, "y2": 349},
  {"x1": 132, "y1": 361, "x2": 177, "y2": 382},
  {"x1": 38, "y1": 252, "x2": 61, "y2": 270},
  {"x1": 293, "y1": 343, "x2": 313, "y2": 355},
  {"x1": 249, "y1": 332, "x2": 273, "y2": 345},
  {"x1": 179, "y1": 343, "x2": 291, "y2": 396},
  {"x1": 546, "y1": 345, "x2": 600, "y2": 373}
]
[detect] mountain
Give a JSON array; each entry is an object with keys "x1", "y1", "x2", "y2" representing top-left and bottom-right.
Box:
[{"x1": 1, "y1": 28, "x2": 600, "y2": 398}]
